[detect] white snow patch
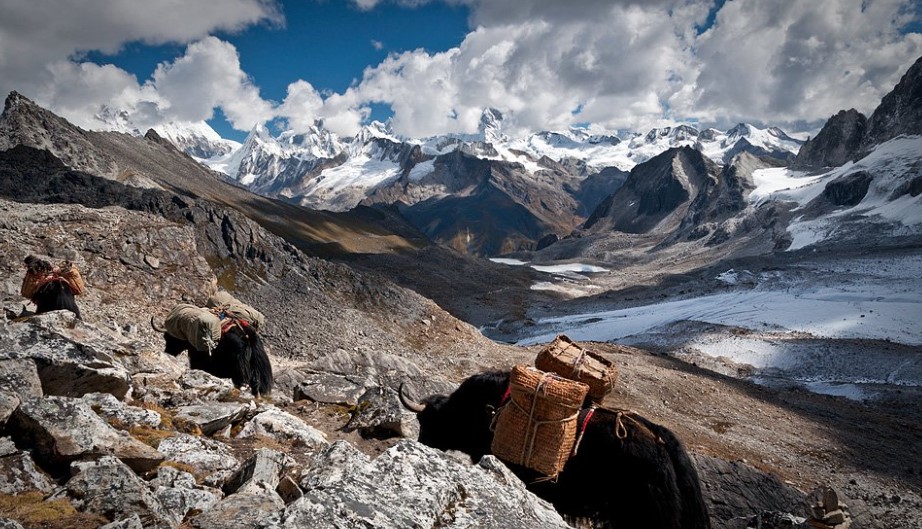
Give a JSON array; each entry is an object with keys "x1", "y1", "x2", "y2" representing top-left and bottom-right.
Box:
[
  {"x1": 530, "y1": 263, "x2": 609, "y2": 274},
  {"x1": 490, "y1": 258, "x2": 528, "y2": 266},
  {"x1": 749, "y1": 136, "x2": 922, "y2": 250},
  {"x1": 310, "y1": 157, "x2": 401, "y2": 195},
  {"x1": 517, "y1": 274, "x2": 922, "y2": 347},
  {"x1": 407, "y1": 159, "x2": 435, "y2": 182}
]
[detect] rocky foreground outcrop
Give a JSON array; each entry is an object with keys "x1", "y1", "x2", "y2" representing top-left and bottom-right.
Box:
[{"x1": 0, "y1": 193, "x2": 862, "y2": 528}]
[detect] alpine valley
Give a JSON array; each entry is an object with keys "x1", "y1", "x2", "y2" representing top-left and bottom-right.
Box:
[{"x1": 0, "y1": 46, "x2": 920, "y2": 529}]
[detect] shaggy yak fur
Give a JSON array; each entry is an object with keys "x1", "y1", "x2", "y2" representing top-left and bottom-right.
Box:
[
  {"x1": 24, "y1": 256, "x2": 81, "y2": 319},
  {"x1": 157, "y1": 319, "x2": 273, "y2": 396},
  {"x1": 401, "y1": 370, "x2": 711, "y2": 529}
]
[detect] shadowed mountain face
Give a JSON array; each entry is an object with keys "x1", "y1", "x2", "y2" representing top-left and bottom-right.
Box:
[
  {"x1": 795, "y1": 54, "x2": 922, "y2": 168},
  {"x1": 584, "y1": 146, "x2": 721, "y2": 235},
  {"x1": 793, "y1": 109, "x2": 868, "y2": 169},
  {"x1": 862, "y1": 54, "x2": 922, "y2": 153},
  {"x1": 362, "y1": 149, "x2": 603, "y2": 256}
]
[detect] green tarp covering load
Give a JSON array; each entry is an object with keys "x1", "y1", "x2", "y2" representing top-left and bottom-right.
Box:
[
  {"x1": 206, "y1": 290, "x2": 266, "y2": 331},
  {"x1": 165, "y1": 303, "x2": 222, "y2": 352}
]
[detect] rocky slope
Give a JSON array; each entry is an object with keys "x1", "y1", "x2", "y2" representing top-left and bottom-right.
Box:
[
  {"x1": 792, "y1": 109, "x2": 868, "y2": 169},
  {"x1": 0, "y1": 187, "x2": 870, "y2": 528}
]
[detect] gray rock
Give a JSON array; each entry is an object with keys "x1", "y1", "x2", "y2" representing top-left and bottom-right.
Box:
[
  {"x1": 153, "y1": 466, "x2": 222, "y2": 526},
  {"x1": 342, "y1": 386, "x2": 419, "y2": 440},
  {"x1": 66, "y1": 456, "x2": 172, "y2": 529},
  {"x1": 294, "y1": 372, "x2": 367, "y2": 406},
  {"x1": 223, "y1": 448, "x2": 294, "y2": 496},
  {"x1": 0, "y1": 358, "x2": 42, "y2": 398},
  {"x1": 0, "y1": 313, "x2": 131, "y2": 399},
  {"x1": 82, "y1": 392, "x2": 162, "y2": 428},
  {"x1": 157, "y1": 434, "x2": 240, "y2": 489},
  {"x1": 130, "y1": 370, "x2": 244, "y2": 408},
  {"x1": 277, "y1": 440, "x2": 570, "y2": 529},
  {"x1": 0, "y1": 519, "x2": 25, "y2": 529},
  {"x1": 173, "y1": 403, "x2": 248, "y2": 436},
  {"x1": 0, "y1": 390, "x2": 20, "y2": 426},
  {"x1": 99, "y1": 515, "x2": 144, "y2": 529},
  {"x1": 234, "y1": 407, "x2": 328, "y2": 449},
  {"x1": 275, "y1": 476, "x2": 303, "y2": 505},
  {"x1": 190, "y1": 491, "x2": 285, "y2": 529},
  {"x1": 0, "y1": 437, "x2": 15, "y2": 457},
  {"x1": 307, "y1": 348, "x2": 426, "y2": 394},
  {"x1": 0, "y1": 450, "x2": 56, "y2": 494},
  {"x1": 9, "y1": 395, "x2": 163, "y2": 473}
]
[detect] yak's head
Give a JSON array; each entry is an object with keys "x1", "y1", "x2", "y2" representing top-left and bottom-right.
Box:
[{"x1": 399, "y1": 370, "x2": 510, "y2": 462}]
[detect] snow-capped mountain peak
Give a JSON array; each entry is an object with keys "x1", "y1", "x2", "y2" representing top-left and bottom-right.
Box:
[
  {"x1": 479, "y1": 107, "x2": 507, "y2": 144},
  {"x1": 152, "y1": 121, "x2": 241, "y2": 160}
]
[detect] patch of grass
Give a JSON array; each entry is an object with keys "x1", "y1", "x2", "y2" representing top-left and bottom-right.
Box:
[
  {"x1": 133, "y1": 401, "x2": 173, "y2": 429},
  {"x1": 0, "y1": 492, "x2": 108, "y2": 529},
  {"x1": 129, "y1": 424, "x2": 174, "y2": 448},
  {"x1": 247, "y1": 434, "x2": 289, "y2": 453},
  {"x1": 160, "y1": 460, "x2": 200, "y2": 478}
]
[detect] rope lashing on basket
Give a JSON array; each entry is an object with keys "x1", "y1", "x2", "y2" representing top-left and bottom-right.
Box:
[
  {"x1": 560, "y1": 340, "x2": 617, "y2": 394},
  {"x1": 510, "y1": 373, "x2": 582, "y2": 473}
]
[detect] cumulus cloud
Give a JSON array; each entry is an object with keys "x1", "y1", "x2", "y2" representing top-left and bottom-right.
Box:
[
  {"x1": 0, "y1": 0, "x2": 280, "y2": 130},
  {"x1": 339, "y1": 0, "x2": 921, "y2": 136},
  {"x1": 692, "y1": 0, "x2": 922, "y2": 127},
  {"x1": 2, "y1": 0, "x2": 920, "y2": 140},
  {"x1": 347, "y1": 2, "x2": 708, "y2": 136},
  {"x1": 151, "y1": 37, "x2": 273, "y2": 128}
]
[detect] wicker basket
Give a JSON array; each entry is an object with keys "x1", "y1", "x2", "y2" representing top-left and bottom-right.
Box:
[
  {"x1": 491, "y1": 364, "x2": 589, "y2": 478},
  {"x1": 56, "y1": 262, "x2": 87, "y2": 296},
  {"x1": 20, "y1": 271, "x2": 47, "y2": 299},
  {"x1": 535, "y1": 335, "x2": 618, "y2": 402}
]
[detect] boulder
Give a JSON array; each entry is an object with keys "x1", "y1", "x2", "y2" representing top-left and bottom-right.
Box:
[
  {"x1": 0, "y1": 449, "x2": 56, "y2": 495},
  {"x1": 172, "y1": 403, "x2": 249, "y2": 436},
  {"x1": 9, "y1": 395, "x2": 163, "y2": 473},
  {"x1": 342, "y1": 386, "x2": 419, "y2": 440},
  {"x1": 223, "y1": 448, "x2": 295, "y2": 496},
  {"x1": 0, "y1": 313, "x2": 131, "y2": 399},
  {"x1": 190, "y1": 491, "x2": 285, "y2": 529},
  {"x1": 273, "y1": 440, "x2": 571, "y2": 529},
  {"x1": 235, "y1": 407, "x2": 328, "y2": 449},
  {"x1": 66, "y1": 456, "x2": 172, "y2": 529},
  {"x1": 0, "y1": 359, "x2": 42, "y2": 399},
  {"x1": 157, "y1": 434, "x2": 239, "y2": 489},
  {"x1": 81, "y1": 392, "x2": 162, "y2": 428},
  {"x1": 293, "y1": 372, "x2": 368, "y2": 406},
  {"x1": 99, "y1": 515, "x2": 144, "y2": 529},
  {"x1": 152, "y1": 466, "x2": 222, "y2": 526},
  {"x1": 0, "y1": 391, "x2": 20, "y2": 426}
]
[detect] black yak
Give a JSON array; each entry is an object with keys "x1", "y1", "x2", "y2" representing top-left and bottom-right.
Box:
[
  {"x1": 400, "y1": 370, "x2": 711, "y2": 529},
  {"x1": 151, "y1": 308, "x2": 273, "y2": 396},
  {"x1": 22, "y1": 256, "x2": 82, "y2": 319}
]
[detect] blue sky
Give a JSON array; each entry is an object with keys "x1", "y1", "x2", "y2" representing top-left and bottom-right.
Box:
[
  {"x1": 82, "y1": 1, "x2": 472, "y2": 140},
  {"x1": 1, "y1": 1, "x2": 920, "y2": 141}
]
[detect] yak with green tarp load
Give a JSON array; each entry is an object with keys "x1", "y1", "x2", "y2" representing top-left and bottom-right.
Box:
[{"x1": 152, "y1": 291, "x2": 273, "y2": 396}]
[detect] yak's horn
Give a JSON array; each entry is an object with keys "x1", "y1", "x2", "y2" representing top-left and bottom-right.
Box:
[
  {"x1": 398, "y1": 383, "x2": 426, "y2": 413},
  {"x1": 150, "y1": 316, "x2": 167, "y2": 333}
]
